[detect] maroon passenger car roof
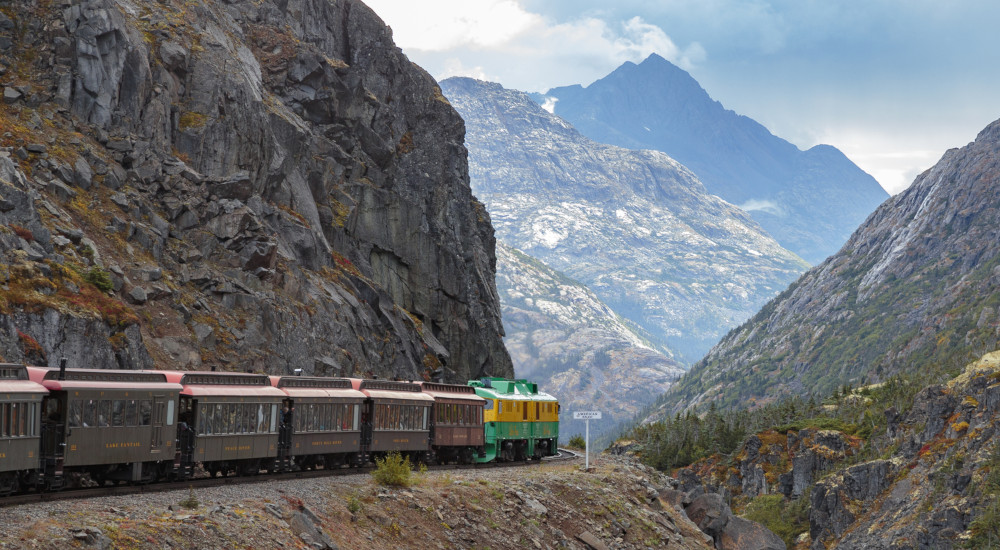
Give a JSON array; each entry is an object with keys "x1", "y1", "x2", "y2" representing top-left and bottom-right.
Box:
[
  {"x1": 26, "y1": 367, "x2": 181, "y2": 392},
  {"x1": 350, "y1": 379, "x2": 434, "y2": 402},
  {"x1": 415, "y1": 382, "x2": 485, "y2": 404},
  {"x1": 0, "y1": 364, "x2": 48, "y2": 395},
  {"x1": 270, "y1": 376, "x2": 366, "y2": 399},
  {"x1": 162, "y1": 371, "x2": 286, "y2": 398}
]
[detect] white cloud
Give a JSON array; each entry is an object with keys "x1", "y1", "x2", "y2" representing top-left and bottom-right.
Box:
[
  {"x1": 365, "y1": 0, "x2": 541, "y2": 50},
  {"x1": 363, "y1": 0, "x2": 700, "y2": 91},
  {"x1": 739, "y1": 199, "x2": 784, "y2": 216}
]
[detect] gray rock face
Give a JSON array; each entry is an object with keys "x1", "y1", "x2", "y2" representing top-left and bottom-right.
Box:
[
  {"x1": 655, "y1": 117, "x2": 1000, "y2": 413},
  {"x1": 685, "y1": 491, "x2": 786, "y2": 550},
  {"x1": 809, "y1": 460, "x2": 895, "y2": 546},
  {"x1": 802, "y1": 352, "x2": 1000, "y2": 549},
  {"x1": 496, "y1": 242, "x2": 684, "y2": 438},
  {"x1": 0, "y1": 0, "x2": 512, "y2": 382}
]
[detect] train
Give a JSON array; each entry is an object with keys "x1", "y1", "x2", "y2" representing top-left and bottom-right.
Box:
[{"x1": 0, "y1": 361, "x2": 559, "y2": 493}]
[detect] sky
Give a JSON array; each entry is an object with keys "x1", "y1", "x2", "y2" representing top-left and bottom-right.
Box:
[{"x1": 362, "y1": 0, "x2": 1000, "y2": 195}]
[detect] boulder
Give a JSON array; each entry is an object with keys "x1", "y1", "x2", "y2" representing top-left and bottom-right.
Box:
[
  {"x1": 716, "y1": 516, "x2": 786, "y2": 550},
  {"x1": 685, "y1": 493, "x2": 732, "y2": 539}
]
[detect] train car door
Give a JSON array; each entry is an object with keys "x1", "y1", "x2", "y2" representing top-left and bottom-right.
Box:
[{"x1": 151, "y1": 395, "x2": 168, "y2": 453}]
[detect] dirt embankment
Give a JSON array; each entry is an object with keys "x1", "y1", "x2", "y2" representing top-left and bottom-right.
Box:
[{"x1": 0, "y1": 455, "x2": 712, "y2": 550}]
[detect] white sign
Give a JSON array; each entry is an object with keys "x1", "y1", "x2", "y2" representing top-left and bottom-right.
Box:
[{"x1": 573, "y1": 411, "x2": 602, "y2": 420}]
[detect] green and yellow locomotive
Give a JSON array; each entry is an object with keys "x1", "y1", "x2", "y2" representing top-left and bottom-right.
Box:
[{"x1": 468, "y1": 378, "x2": 559, "y2": 462}]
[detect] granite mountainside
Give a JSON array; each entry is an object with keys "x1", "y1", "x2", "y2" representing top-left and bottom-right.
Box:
[
  {"x1": 496, "y1": 241, "x2": 685, "y2": 439},
  {"x1": 0, "y1": 0, "x2": 512, "y2": 382},
  {"x1": 654, "y1": 117, "x2": 1000, "y2": 415}
]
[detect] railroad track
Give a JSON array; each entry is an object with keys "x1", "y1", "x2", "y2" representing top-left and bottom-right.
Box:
[{"x1": 0, "y1": 449, "x2": 580, "y2": 508}]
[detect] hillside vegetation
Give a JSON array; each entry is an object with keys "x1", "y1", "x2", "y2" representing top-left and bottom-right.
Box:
[{"x1": 627, "y1": 349, "x2": 1000, "y2": 548}]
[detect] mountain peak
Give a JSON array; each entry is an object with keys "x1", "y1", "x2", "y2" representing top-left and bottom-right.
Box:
[{"x1": 541, "y1": 55, "x2": 887, "y2": 264}]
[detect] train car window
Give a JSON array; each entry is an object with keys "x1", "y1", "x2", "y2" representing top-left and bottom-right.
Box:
[
  {"x1": 84, "y1": 399, "x2": 97, "y2": 427},
  {"x1": 126, "y1": 400, "x2": 138, "y2": 427},
  {"x1": 198, "y1": 404, "x2": 208, "y2": 433},
  {"x1": 244, "y1": 404, "x2": 254, "y2": 434},
  {"x1": 69, "y1": 400, "x2": 83, "y2": 428},
  {"x1": 535, "y1": 402, "x2": 540, "y2": 420},
  {"x1": 29, "y1": 403, "x2": 37, "y2": 436},
  {"x1": 241, "y1": 404, "x2": 249, "y2": 433},
  {"x1": 257, "y1": 404, "x2": 268, "y2": 433},
  {"x1": 112, "y1": 400, "x2": 125, "y2": 427},
  {"x1": 0, "y1": 403, "x2": 5, "y2": 437},
  {"x1": 165, "y1": 399, "x2": 174, "y2": 426},
  {"x1": 199, "y1": 404, "x2": 207, "y2": 434},
  {"x1": 270, "y1": 404, "x2": 278, "y2": 433},
  {"x1": 423, "y1": 406, "x2": 429, "y2": 430},
  {"x1": 483, "y1": 400, "x2": 493, "y2": 411},
  {"x1": 13, "y1": 403, "x2": 22, "y2": 436},
  {"x1": 141, "y1": 400, "x2": 151, "y2": 426},
  {"x1": 226, "y1": 404, "x2": 236, "y2": 434},
  {"x1": 353, "y1": 404, "x2": 360, "y2": 431},
  {"x1": 98, "y1": 400, "x2": 111, "y2": 427}
]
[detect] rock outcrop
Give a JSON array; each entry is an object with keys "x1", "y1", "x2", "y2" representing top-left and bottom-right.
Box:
[
  {"x1": 806, "y1": 351, "x2": 1000, "y2": 548},
  {"x1": 659, "y1": 475, "x2": 786, "y2": 549},
  {"x1": 496, "y1": 241, "x2": 685, "y2": 439},
  {"x1": 652, "y1": 351, "x2": 1000, "y2": 549},
  {"x1": 0, "y1": 0, "x2": 512, "y2": 381}
]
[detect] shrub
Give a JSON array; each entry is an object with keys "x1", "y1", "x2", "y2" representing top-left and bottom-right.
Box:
[
  {"x1": 178, "y1": 487, "x2": 199, "y2": 510},
  {"x1": 84, "y1": 267, "x2": 113, "y2": 292},
  {"x1": 567, "y1": 435, "x2": 586, "y2": 450},
  {"x1": 742, "y1": 493, "x2": 809, "y2": 547},
  {"x1": 346, "y1": 494, "x2": 362, "y2": 515},
  {"x1": 967, "y1": 499, "x2": 1000, "y2": 549},
  {"x1": 372, "y1": 452, "x2": 412, "y2": 487},
  {"x1": 9, "y1": 224, "x2": 33, "y2": 242}
]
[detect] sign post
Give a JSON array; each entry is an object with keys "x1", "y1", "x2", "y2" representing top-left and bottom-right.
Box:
[{"x1": 573, "y1": 411, "x2": 602, "y2": 470}]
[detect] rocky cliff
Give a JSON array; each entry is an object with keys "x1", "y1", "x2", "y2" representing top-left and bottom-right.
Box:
[
  {"x1": 496, "y1": 241, "x2": 685, "y2": 439},
  {"x1": 656, "y1": 118, "x2": 1000, "y2": 413},
  {"x1": 540, "y1": 54, "x2": 888, "y2": 265},
  {"x1": 646, "y1": 351, "x2": 1000, "y2": 549},
  {"x1": 0, "y1": 0, "x2": 512, "y2": 381},
  {"x1": 441, "y1": 76, "x2": 808, "y2": 367}
]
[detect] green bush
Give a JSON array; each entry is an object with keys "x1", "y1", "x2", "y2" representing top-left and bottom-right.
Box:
[
  {"x1": 346, "y1": 493, "x2": 363, "y2": 515},
  {"x1": 567, "y1": 434, "x2": 586, "y2": 449},
  {"x1": 372, "y1": 452, "x2": 413, "y2": 487},
  {"x1": 742, "y1": 493, "x2": 809, "y2": 547},
  {"x1": 85, "y1": 267, "x2": 114, "y2": 292},
  {"x1": 178, "y1": 486, "x2": 200, "y2": 510}
]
